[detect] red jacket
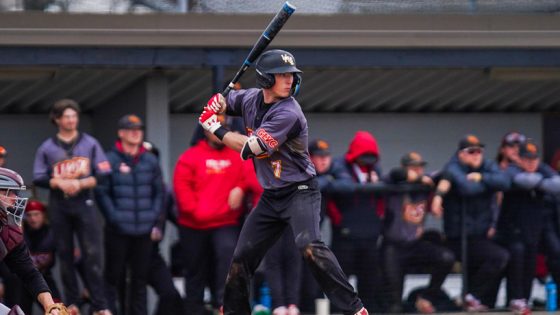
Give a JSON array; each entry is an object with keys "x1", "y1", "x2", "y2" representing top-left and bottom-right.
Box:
[{"x1": 173, "y1": 140, "x2": 253, "y2": 229}]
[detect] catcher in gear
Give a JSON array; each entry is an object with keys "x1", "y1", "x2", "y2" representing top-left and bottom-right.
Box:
[{"x1": 0, "y1": 167, "x2": 66, "y2": 315}]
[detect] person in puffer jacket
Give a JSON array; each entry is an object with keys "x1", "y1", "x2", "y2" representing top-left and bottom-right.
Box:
[
  {"x1": 440, "y1": 134, "x2": 510, "y2": 312},
  {"x1": 173, "y1": 115, "x2": 257, "y2": 315},
  {"x1": 497, "y1": 141, "x2": 560, "y2": 315},
  {"x1": 95, "y1": 114, "x2": 164, "y2": 315},
  {"x1": 325, "y1": 131, "x2": 384, "y2": 312}
]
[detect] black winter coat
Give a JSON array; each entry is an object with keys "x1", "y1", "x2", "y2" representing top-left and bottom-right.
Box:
[
  {"x1": 95, "y1": 145, "x2": 164, "y2": 235},
  {"x1": 441, "y1": 156, "x2": 510, "y2": 239}
]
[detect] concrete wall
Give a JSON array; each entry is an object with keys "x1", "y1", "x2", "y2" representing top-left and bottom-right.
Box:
[
  {"x1": 0, "y1": 112, "x2": 543, "y2": 189},
  {"x1": 0, "y1": 114, "x2": 92, "y2": 185},
  {"x1": 170, "y1": 112, "x2": 543, "y2": 175}
]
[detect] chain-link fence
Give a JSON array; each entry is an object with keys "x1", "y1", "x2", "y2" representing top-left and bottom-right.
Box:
[{"x1": 1, "y1": 0, "x2": 560, "y2": 14}]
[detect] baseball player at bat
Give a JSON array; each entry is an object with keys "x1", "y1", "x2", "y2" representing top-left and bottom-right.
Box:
[{"x1": 199, "y1": 49, "x2": 369, "y2": 315}]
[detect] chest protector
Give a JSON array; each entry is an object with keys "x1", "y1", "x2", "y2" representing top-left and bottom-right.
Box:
[{"x1": 0, "y1": 225, "x2": 23, "y2": 261}]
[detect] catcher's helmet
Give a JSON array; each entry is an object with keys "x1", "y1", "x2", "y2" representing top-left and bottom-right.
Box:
[
  {"x1": 0, "y1": 167, "x2": 27, "y2": 226},
  {"x1": 256, "y1": 50, "x2": 302, "y2": 96}
]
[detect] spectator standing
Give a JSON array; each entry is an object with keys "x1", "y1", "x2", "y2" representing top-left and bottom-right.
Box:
[
  {"x1": 382, "y1": 152, "x2": 455, "y2": 313},
  {"x1": 94, "y1": 114, "x2": 163, "y2": 315},
  {"x1": 32, "y1": 99, "x2": 111, "y2": 315},
  {"x1": 263, "y1": 228, "x2": 301, "y2": 315},
  {"x1": 141, "y1": 142, "x2": 184, "y2": 315},
  {"x1": 497, "y1": 141, "x2": 560, "y2": 315},
  {"x1": 326, "y1": 131, "x2": 383, "y2": 311},
  {"x1": 198, "y1": 49, "x2": 368, "y2": 315},
  {"x1": 173, "y1": 115, "x2": 248, "y2": 315},
  {"x1": 439, "y1": 134, "x2": 510, "y2": 312}
]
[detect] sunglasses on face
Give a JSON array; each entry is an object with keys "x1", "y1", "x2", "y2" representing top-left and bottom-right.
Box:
[
  {"x1": 504, "y1": 133, "x2": 527, "y2": 145},
  {"x1": 463, "y1": 147, "x2": 483, "y2": 155}
]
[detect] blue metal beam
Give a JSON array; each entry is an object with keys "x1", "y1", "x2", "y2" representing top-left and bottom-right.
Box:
[{"x1": 1, "y1": 47, "x2": 560, "y2": 67}]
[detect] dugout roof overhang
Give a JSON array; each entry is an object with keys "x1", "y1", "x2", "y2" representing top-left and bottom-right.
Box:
[{"x1": 0, "y1": 12, "x2": 560, "y2": 113}]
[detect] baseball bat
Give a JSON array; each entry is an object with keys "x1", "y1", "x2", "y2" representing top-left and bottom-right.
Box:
[{"x1": 221, "y1": 1, "x2": 296, "y2": 97}]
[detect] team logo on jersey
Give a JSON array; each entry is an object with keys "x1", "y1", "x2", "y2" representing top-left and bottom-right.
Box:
[
  {"x1": 206, "y1": 159, "x2": 232, "y2": 174},
  {"x1": 402, "y1": 200, "x2": 426, "y2": 225},
  {"x1": 53, "y1": 157, "x2": 91, "y2": 179},
  {"x1": 281, "y1": 54, "x2": 295, "y2": 66},
  {"x1": 257, "y1": 129, "x2": 278, "y2": 149}
]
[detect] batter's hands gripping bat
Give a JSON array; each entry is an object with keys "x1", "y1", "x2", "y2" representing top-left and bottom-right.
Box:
[{"x1": 221, "y1": 1, "x2": 296, "y2": 97}]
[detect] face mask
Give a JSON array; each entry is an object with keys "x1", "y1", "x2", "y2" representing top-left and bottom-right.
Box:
[{"x1": 356, "y1": 154, "x2": 378, "y2": 167}]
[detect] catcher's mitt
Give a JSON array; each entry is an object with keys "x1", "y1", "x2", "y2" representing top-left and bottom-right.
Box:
[{"x1": 45, "y1": 303, "x2": 69, "y2": 315}]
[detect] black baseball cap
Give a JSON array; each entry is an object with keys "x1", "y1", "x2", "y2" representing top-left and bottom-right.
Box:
[
  {"x1": 519, "y1": 141, "x2": 539, "y2": 159},
  {"x1": 118, "y1": 114, "x2": 144, "y2": 129},
  {"x1": 458, "y1": 134, "x2": 485, "y2": 150},
  {"x1": 401, "y1": 151, "x2": 427, "y2": 167},
  {"x1": 309, "y1": 139, "x2": 331, "y2": 156}
]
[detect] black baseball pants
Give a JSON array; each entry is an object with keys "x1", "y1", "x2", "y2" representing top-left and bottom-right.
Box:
[{"x1": 223, "y1": 178, "x2": 363, "y2": 315}]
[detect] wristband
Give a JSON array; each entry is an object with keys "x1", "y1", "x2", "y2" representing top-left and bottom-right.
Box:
[{"x1": 214, "y1": 126, "x2": 229, "y2": 141}]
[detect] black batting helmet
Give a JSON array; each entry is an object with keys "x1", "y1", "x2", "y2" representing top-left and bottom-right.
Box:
[{"x1": 256, "y1": 49, "x2": 302, "y2": 96}]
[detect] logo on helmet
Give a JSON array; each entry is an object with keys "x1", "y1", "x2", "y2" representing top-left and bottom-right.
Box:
[{"x1": 281, "y1": 54, "x2": 295, "y2": 66}]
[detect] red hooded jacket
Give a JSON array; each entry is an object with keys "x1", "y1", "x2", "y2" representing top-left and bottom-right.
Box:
[
  {"x1": 173, "y1": 140, "x2": 257, "y2": 229},
  {"x1": 344, "y1": 130, "x2": 380, "y2": 165}
]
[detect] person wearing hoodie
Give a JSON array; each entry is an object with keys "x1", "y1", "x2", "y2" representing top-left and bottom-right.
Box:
[
  {"x1": 439, "y1": 134, "x2": 510, "y2": 312},
  {"x1": 173, "y1": 114, "x2": 252, "y2": 315},
  {"x1": 95, "y1": 114, "x2": 164, "y2": 315},
  {"x1": 324, "y1": 131, "x2": 384, "y2": 311},
  {"x1": 497, "y1": 141, "x2": 560, "y2": 315}
]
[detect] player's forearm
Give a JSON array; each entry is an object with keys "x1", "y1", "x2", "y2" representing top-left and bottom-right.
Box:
[
  {"x1": 222, "y1": 132, "x2": 249, "y2": 153},
  {"x1": 37, "y1": 292, "x2": 55, "y2": 311}
]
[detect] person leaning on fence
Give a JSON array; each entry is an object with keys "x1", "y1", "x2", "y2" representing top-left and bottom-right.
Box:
[
  {"x1": 325, "y1": 131, "x2": 384, "y2": 312},
  {"x1": 382, "y1": 152, "x2": 455, "y2": 314},
  {"x1": 438, "y1": 134, "x2": 510, "y2": 312},
  {"x1": 94, "y1": 114, "x2": 164, "y2": 315},
  {"x1": 496, "y1": 141, "x2": 560, "y2": 315},
  {"x1": 496, "y1": 132, "x2": 526, "y2": 170}
]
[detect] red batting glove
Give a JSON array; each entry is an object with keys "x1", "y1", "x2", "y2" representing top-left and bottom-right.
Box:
[
  {"x1": 199, "y1": 108, "x2": 221, "y2": 133},
  {"x1": 206, "y1": 93, "x2": 226, "y2": 114}
]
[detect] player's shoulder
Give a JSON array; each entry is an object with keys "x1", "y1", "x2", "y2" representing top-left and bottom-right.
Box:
[
  {"x1": 80, "y1": 132, "x2": 101, "y2": 145},
  {"x1": 272, "y1": 97, "x2": 304, "y2": 117},
  {"x1": 37, "y1": 137, "x2": 55, "y2": 151},
  {"x1": 230, "y1": 88, "x2": 260, "y2": 101}
]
